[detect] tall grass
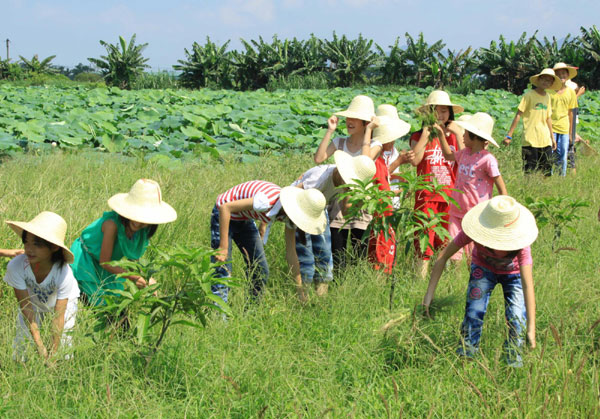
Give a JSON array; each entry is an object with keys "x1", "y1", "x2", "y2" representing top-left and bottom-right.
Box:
[{"x1": 0, "y1": 148, "x2": 599, "y2": 416}]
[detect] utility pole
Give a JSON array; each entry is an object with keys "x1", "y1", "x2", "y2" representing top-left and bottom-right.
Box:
[{"x1": 6, "y1": 39, "x2": 9, "y2": 61}]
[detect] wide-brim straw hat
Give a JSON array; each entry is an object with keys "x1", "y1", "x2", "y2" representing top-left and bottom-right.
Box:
[
  {"x1": 279, "y1": 187, "x2": 327, "y2": 235},
  {"x1": 333, "y1": 150, "x2": 376, "y2": 185},
  {"x1": 376, "y1": 104, "x2": 400, "y2": 120},
  {"x1": 6, "y1": 211, "x2": 74, "y2": 263},
  {"x1": 461, "y1": 196, "x2": 538, "y2": 251},
  {"x1": 553, "y1": 62, "x2": 577, "y2": 80},
  {"x1": 372, "y1": 116, "x2": 411, "y2": 145},
  {"x1": 530, "y1": 68, "x2": 562, "y2": 90},
  {"x1": 108, "y1": 179, "x2": 177, "y2": 225},
  {"x1": 417, "y1": 90, "x2": 464, "y2": 114},
  {"x1": 455, "y1": 112, "x2": 499, "y2": 147},
  {"x1": 334, "y1": 95, "x2": 375, "y2": 122}
]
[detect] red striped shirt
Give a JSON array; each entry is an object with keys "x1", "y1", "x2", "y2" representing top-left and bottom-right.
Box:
[{"x1": 216, "y1": 180, "x2": 282, "y2": 222}]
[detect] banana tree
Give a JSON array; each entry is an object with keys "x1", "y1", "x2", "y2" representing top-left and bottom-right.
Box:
[
  {"x1": 376, "y1": 37, "x2": 410, "y2": 85},
  {"x1": 579, "y1": 25, "x2": 600, "y2": 89},
  {"x1": 174, "y1": 37, "x2": 233, "y2": 89},
  {"x1": 18, "y1": 54, "x2": 57, "y2": 74},
  {"x1": 403, "y1": 32, "x2": 445, "y2": 87},
  {"x1": 322, "y1": 32, "x2": 379, "y2": 87}
]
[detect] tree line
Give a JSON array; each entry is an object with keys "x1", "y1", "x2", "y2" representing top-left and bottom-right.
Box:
[{"x1": 1, "y1": 26, "x2": 599, "y2": 93}]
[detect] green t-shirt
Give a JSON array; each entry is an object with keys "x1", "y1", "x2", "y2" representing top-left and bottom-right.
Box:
[{"x1": 518, "y1": 90, "x2": 553, "y2": 148}]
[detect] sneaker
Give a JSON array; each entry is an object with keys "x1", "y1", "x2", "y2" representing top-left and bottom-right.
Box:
[
  {"x1": 315, "y1": 282, "x2": 329, "y2": 296},
  {"x1": 456, "y1": 344, "x2": 479, "y2": 359}
]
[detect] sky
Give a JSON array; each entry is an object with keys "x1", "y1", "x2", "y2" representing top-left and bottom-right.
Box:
[{"x1": 2, "y1": 0, "x2": 598, "y2": 71}]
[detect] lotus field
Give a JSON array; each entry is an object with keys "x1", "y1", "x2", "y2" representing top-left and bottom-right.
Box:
[{"x1": 2, "y1": 85, "x2": 599, "y2": 161}]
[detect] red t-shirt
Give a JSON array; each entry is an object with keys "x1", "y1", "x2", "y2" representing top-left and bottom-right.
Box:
[
  {"x1": 216, "y1": 180, "x2": 281, "y2": 223},
  {"x1": 410, "y1": 131, "x2": 457, "y2": 203}
]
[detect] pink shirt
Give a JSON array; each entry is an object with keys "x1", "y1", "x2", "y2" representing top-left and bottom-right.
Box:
[
  {"x1": 453, "y1": 231, "x2": 532, "y2": 274},
  {"x1": 450, "y1": 148, "x2": 500, "y2": 217}
]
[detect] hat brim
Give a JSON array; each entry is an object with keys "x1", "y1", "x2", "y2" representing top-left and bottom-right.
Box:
[
  {"x1": 417, "y1": 103, "x2": 464, "y2": 114},
  {"x1": 334, "y1": 110, "x2": 374, "y2": 122},
  {"x1": 108, "y1": 194, "x2": 177, "y2": 224},
  {"x1": 372, "y1": 120, "x2": 411, "y2": 145},
  {"x1": 333, "y1": 151, "x2": 375, "y2": 185},
  {"x1": 461, "y1": 200, "x2": 538, "y2": 251},
  {"x1": 553, "y1": 66, "x2": 577, "y2": 80},
  {"x1": 530, "y1": 74, "x2": 563, "y2": 91},
  {"x1": 6, "y1": 221, "x2": 74, "y2": 264},
  {"x1": 455, "y1": 120, "x2": 499, "y2": 147},
  {"x1": 280, "y1": 187, "x2": 327, "y2": 235}
]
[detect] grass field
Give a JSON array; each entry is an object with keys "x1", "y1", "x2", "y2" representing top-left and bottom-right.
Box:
[{"x1": 1, "y1": 144, "x2": 599, "y2": 417}]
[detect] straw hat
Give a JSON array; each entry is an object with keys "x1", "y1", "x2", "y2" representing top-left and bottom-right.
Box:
[
  {"x1": 6, "y1": 212, "x2": 74, "y2": 263},
  {"x1": 371, "y1": 116, "x2": 411, "y2": 145},
  {"x1": 108, "y1": 179, "x2": 177, "y2": 224},
  {"x1": 376, "y1": 104, "x2": 401, "y2": 120},
  {"x1": 333, "y1": 150, "x2": 376, "y2": 185},
  {"x1": 455, "y1": 112, "x2": 499, "y2": 147},
  {"x1": 417, "y1": 90, "x2": 464, "y2": 114},
  {"x1": 461, "y1": 196, "x2": 538, "y2": 251},
  {"x1": 553, "y1": 62, "x2": 577, "y2": 80},
  {"x1": 530, "y1": 68, "x2": 562, "y2": 90},
  {"x1": 334, "y1": 95, "x2": 375, "y2": 121},
  {"x1": 279, "y1": 187, "x2": 327, "y2": 235}
]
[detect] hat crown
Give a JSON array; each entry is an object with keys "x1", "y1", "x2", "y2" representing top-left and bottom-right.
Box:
[
  {"x1": 376, "y1": 104, "x2": 400, "y2": 120},
  {"x1": 425, "y1": 90, "x2": 452, "y2": 107},
  {"x1": 553, "y1": 62, "x2": 568, "y2": 70},
  {"x1": 346, "y1": 95, "x2": 374, "y2": 113},
  {"x1": 354, "y1": 155, "x2": 376, "y2": 181},
  {"x1": 126, "y1": 179, "x2": 163, "y2": 205},
  {"x1": 373, "y1": 117, "x2": 411, "y2": 144},
  {"x1": 298, "y1": 188, "x2": 326, "y2": 218},
  {"x1": 465, "y1": 112, "x2": 494, "y2": 137},
  {"x1": 540, "y1": 68, "x2": 557, "y2": 77},
  {"x1": 28, "y1": 211, "x2": 68, "y2": 242},
  {"x1": 481, "y1": 196, "x2": 521, "y2": 229}
]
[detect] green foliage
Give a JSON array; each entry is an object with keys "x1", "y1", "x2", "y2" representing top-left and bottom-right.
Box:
[
  {"x1": 73, "y1": 72, "x2": 104, "y2": 83},
  {"x1": 323, "y1": 33, "x2": 379, "y2": 87},
  {"x1": 131, "y1": 71, "x2": 179, "y2": 89},
  {"x1": 18, "y1": 54, "x2": 58, "y2": 74},
  {"x1": 173, "y1": 37, "x2": 233, "y2": 89},
  {"x1": 0, "y1": 59, "x2": 24, "y2": 80},
  {"x1": 579, "y1": 25, "x2": 600, "y2": 85},
  {"x1": 94, "y1": 245, "x2": 238, "y2": 365},
  {"x1": 88, "y1": 34, "x2": 150, "y2": 90},
  {"x1": 402, "y1": 32, "x2": 446, "y2": 87},
  {"x1": 525, "y1": 196, "x2": 590, "y2": 251},
  {"x1": 265, "y1": 72, "x2": 330, "y2": 90}
]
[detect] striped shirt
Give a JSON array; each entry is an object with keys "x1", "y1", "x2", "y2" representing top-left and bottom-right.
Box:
[{"x1": 216, "y1": 180, "x2": 282, "y2": 222}]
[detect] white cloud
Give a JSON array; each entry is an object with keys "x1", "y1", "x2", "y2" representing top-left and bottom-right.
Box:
[{"x1": 219, "y1": 0, "x2": 276, "y2": 26}]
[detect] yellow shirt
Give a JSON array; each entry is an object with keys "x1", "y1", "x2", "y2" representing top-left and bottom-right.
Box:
[
  {"x1": 518, "y1": 90, "x2": 552, "y2": 148},
  {"x1": 548, "y1": 88, "x2": 578, "y2": 134}
]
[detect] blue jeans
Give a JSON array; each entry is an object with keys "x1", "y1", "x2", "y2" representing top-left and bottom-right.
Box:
[
  {"x1": 295, "y1": 211, "x2": 333, "y2": 284},
  {"x1": 210, "y1": 205, "x2": 269, "y2": 303},
  {"x1": 458, "y1": 264, "x2": 527, "y2": 366},
  {"x1": 553, "y1": 133, "x2": 570, "y2": 176}
]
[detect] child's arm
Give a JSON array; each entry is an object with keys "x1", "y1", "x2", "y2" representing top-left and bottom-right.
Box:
[
  {"x1": 216, "y1": 198, "x2": 256, "y2": 261},
  {"x1": 14, "y1": 289, "x2": 48, "y2": 360},
  {"x1": 493, "y1": 175, "x2": 507, "y2": 196},
  {"x1": 50, "y1": 298, "x2": 68, "y2": 358},
  {"x1": 362, "y1": 117, "x2": 382, "y2": 158},
  {"x1": 504, "y1": 110, "x2": 523, "y2": 146},
  {"x1": 576, "y1": 86, "x2": 585, "y2": 98},
  {"x1": 409, "y1": 130, "x2": 430, "y2": 166},
  {"x1": 422, "y1": 241, "x2": 461, "y2": 314},
  {"x1": 446, "y1": 121, "x2": 464, "y2": 150},
  {"x1": 520, "y1": 264, "x2": 536, "y2": 348},
  {"x1": 258, "y1": 221, "x2": 267, "y2": 240},
  {"x1": 433, "y1": 124, "x2": 456, "y2": 161},
  {"x1": 568, "y1": 109, "x2": 575, "y2": 144},
  {"x1": 388, "y1": 150, "x2": 414, "y2": 173},
  {"x1": 314, "y1": 116, "x2": 338, "y2": 164},
  {"x1": 546, "y1": 117, "x2": 556, "y2": 150},
  {"x1": 0, "y1": 249, "x2": 24, "y2": 257},
  {"x1": 284, "y1": 226, "x2": 302, "y2": 292}
]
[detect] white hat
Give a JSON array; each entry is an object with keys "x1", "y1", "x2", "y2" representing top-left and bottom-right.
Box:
[
  {"x1": 530, "y1": 68, "x2": 562, "y2": 90},
  {"x1": 6, "y1": 211, "x2": 74, "y2": 263},
  {"x1": 333, "y1": 150, "x2": 376, "y2": 185},
  {"x1": 372, "y1": 116, "x2": 411, "y2": 145},
  {"x1": 334, "y1": 95, "x2": 375, "y2": 121},
  {"x1": 455, "y1": 112, "x2": 499, "y2": 147},
  {"x1": 108, "y1": 179, "x2": 177, "y2": 224},
  {"x1": 376, "y1": 104, "x2": 401, "y2": 120},
  {"x1": 553, "y1": 62, "x2": 577, "y2": 80},
  {"x1": 279, "y1": 187, "x2": 327, "y2": 235},
  {"x1": 417, "y1": 90, "x2": 464, "y2": 114},
  {"x1": 461, "y1": 196, "x2": 538, "y2": 251}
]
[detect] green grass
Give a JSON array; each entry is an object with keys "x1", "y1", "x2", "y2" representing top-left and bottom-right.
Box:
[{"x1": 0, "y1": 147, "x2": 599, "y2": 417}]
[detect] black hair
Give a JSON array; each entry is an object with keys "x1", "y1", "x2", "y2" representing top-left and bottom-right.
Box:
[
  {"x1": 21, "y1": 230, "x2": 66, "y2": 265},
  {"x1": 467, "y1": 131, "x2": 486, "y2": 143},
  {"x1": 119, "y1": 215, "x2": 158, "y2": 238}
]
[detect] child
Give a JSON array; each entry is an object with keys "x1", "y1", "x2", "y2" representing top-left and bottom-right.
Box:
[
  {"x1": 376, "y1": 104, "x2": 414, "y2": 190},
  {"x1": 550, "y1": 63, "x2": 579, "y2": 176},
  {"x1": 70, "y1": 179, "x2": 177, "y2": 306},
  {"x1": 434, "y1": 112, "x2": 507, "y2": 263},
  {"x1": 4, "y1": 212, "x2": 80, "y2": 363},
  {"x1": 566, "y1": 78, "x2": 585, "y2": 175},
  {"x1": 409, "y1": 90, "x2": 463, "y2": 279},
  {"x1": 290, "y1": 151, "x2": 376, "y2": 298},
  {"x1": 422, "y1": 195, "x2": 538, "y2": 367},
  {"x1": 314, "y1": 95, "x2": 382, "y2": 268},
  {"x1": 505, "y1": 68, "x2": 562, "y2": 176},
  {"x1": 212, "y1": 181, "x2": 327, "y2": 302}
]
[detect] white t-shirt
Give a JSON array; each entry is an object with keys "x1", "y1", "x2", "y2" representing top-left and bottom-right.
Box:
[
  {"x1": 332, "y1": 137, "x2": 382, "y2": 157},
  {"x1": 4, "y1": 254, "x2": 80, "y2": 312},
  {"x1": 292, "y1": 165, "x2": 338, "y2": 201}
]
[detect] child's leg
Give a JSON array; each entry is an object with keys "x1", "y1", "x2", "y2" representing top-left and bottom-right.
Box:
[
  {"x1": 448, "y1": 215, "x2": 464, "y2": 261},
  {"x1": 349, "y1": 228, "x2": 368, "y2": 259},
  {"x1": 233, "y1": 220, "x2": 269, "y2": 298},
  {"x1": 458, "y1": 264, "x2": 497, "y2": 356},
  {"x1": 13, "y1": 309, "x2": 42, "y2": 362},
  {"x1": 61, "y1": 299, "x2": 78, "y2": 359},
  {"x1": 553, "y1": 133, "x2": 569, "y2": 176},
  {"x1": 521, "y1": 146, "x2": 535, "y2": 174},
  {"x1": 295, "y1": 230, "x2": 316, "y2": 284},
  {"x1": 210, "y1": 205, "x2": 233, "y2": 303},
  {"x1": 501, "y1": 273, "x2": 527, "y2": 366},
  {"x1": 312, "y1": 214, "x2": 334, "y2": 286},
  {"x1": 330, "y1": 227, "x2": 349, "y2": 270},
  {"x1": 537, "y1": 146, "x2": 553, "y2": 177}
]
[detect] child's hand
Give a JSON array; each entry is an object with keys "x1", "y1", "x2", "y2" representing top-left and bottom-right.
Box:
[
  {"x1": 327, "y1": 115, "x2": 338, "y2": 132},
  {"x1": 132, "y1": 276, "x2": 148, "y2": 289},
  {"x1": 527, "y1": 330, "x2": 536, "y2": 349},
  {"x1": 367, "y1": 116, "x2": 380, "y2": 130},
  {"x1": 215, "y1": 247, "x2": 228, "y2": 262},
  {"x1": 503, "y1": 136, "x2": 512, "y2": 146},
  {"x1": 446, "y1": 121, "x2": 461, "y2": 134},
  {"x1": 432, "y1": 123, "x2": 446, "y2": 137},
  {"x1": 402, "y1": 150, "x2": 414, "y2": 163},
  {"x1": 551, "y1": 137, "x2": 557, "y2": 150}
]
